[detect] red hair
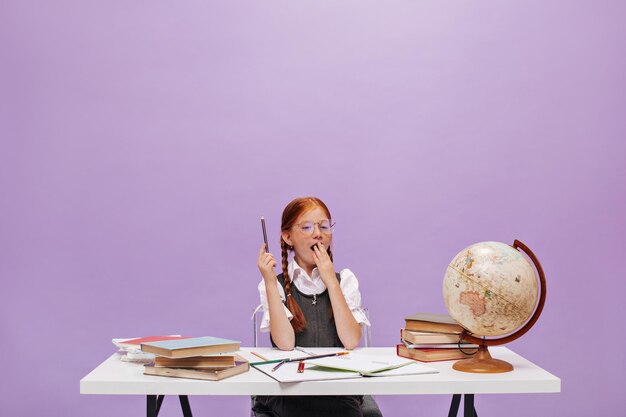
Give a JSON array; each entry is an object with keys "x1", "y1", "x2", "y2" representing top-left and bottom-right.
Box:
[{"x1": 280, "y1": 197, "x2": 334, "y2": 334}]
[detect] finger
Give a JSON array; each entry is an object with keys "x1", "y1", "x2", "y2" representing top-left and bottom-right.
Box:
[
  {"x1": 314, "y1": 243, "x2": 326, "y2": 258},
  {"x1": 313, "y1": 251, "x2": 324, "y2": 265},
  {"x1": 259, "y1": 244, "x2": 267, "y2": 255}
]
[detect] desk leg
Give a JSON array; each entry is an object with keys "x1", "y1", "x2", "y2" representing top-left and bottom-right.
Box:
[
  {"x1": 447, "y1": 394, "x2": 477, "y2": 417},
  {"x1": 179, "y1": 395, "x2": 193, "y2": 417},
  {"x1": 146, "y1": 395, "x2": 191, "y2": 417},
  {"x1": 448, "y1": 394, "x2": 461, "y2": 417},
  {"x1": 463, "y1": 394, "x2": 476, "y2": 417},
  {"x1": 147, "y1": 395, "x2": 164, "y2": 417}
]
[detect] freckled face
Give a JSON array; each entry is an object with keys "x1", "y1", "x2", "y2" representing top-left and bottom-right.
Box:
[{"x1": 282, "y1": 207, "x2": 332, "y2": 270}]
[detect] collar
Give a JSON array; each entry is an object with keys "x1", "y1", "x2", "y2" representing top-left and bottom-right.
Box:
[{"x1": 288, "y1": 259, "x2": 327, "y2": 295}]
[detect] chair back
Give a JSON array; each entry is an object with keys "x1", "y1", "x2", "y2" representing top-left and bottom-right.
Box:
[{"x1": 251, "y1": 304, "x2": 263, "y2": 347}]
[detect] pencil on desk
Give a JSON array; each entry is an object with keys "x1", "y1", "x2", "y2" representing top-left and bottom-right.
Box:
[
  {"x1": 291, "y1": 351, "x2": 349, "y2": 362},
  {"x1": 250, "y1": 351, "x2": 269, "y2": 361},
  {"x1": 270, "y1": 351, "x2": 348, "y2": 371},
  {"x1": 250, "y1": 351, "x2": 349, "y2": 367}
]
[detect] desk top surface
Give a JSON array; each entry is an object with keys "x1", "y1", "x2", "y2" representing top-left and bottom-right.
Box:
[{"x1": 80, "y1": 347, "x2": 560, "y2": 396}]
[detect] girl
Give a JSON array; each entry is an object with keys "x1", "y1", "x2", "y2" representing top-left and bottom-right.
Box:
[{"x1": 253, "y1": 196, "x2": 373, "y2": 417}]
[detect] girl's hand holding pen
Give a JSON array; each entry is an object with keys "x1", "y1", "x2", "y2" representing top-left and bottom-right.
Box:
[{"x1": 257, "y1": 244, "x2": 277, "y2": 283}]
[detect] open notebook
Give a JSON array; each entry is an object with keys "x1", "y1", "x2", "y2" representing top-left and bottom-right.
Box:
[{"x1": 250, "y1": 348, "x2": 438, "y2": 383}]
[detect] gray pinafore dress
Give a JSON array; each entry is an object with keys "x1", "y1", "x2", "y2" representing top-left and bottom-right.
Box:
[{"x1": 252, "y1": 273, "x2": 364, "y2": 417}]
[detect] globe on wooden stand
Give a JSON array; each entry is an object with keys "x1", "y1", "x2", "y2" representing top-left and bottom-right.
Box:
[{"x1": 443, "y1": 240, "x2": 546, "y2": 374}]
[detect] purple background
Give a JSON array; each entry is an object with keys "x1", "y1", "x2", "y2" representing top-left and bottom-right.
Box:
[{"x1": 2, "y1": 1, "x2": 624, "y2": 416}]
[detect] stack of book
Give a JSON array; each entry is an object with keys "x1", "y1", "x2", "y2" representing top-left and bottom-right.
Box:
[
  {"x1": 397, "y1": 313, "x2": 479, "y2": 362},
  {"x1": 141, "y1": 336, "x2": 249, "y2": 381}
]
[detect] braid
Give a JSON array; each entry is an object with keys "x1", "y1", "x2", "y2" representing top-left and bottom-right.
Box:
[
  {"x1": 281, "y1": 239, "x2": 289, "y2": 281},
  {"x1": 281, "y1": 239, "x2": 307, "y2": 333}
]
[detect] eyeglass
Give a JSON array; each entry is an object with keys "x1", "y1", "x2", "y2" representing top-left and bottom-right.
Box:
[{"x1": 295, "y1": 220, "x2": 335, "y2": 235}]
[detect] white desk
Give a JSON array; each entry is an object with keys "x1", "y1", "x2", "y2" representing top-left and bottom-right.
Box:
[{"x1": 80, "y1": 347, "x2": 560, "y2": 416}]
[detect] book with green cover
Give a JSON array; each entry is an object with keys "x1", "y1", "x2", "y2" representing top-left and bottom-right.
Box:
[{"x1": 141, "y1": 336, "x2": 240, "y2": 358}]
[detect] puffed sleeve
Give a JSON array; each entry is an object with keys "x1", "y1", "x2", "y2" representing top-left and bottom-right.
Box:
[
  {"x1": 339, "y1": 269, "x2": 371, "y2": 327},
  {"x1": 257, "y1": 279, "x2": 294, "y2": 333}
]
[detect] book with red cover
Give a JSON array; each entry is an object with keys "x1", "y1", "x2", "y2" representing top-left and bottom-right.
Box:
[
  {"x1": 396, "y1": 344, "x2": 477, "y2": 362},
  {"x1": 117, "y1": 335, "x2": 192, "y2": 347}
]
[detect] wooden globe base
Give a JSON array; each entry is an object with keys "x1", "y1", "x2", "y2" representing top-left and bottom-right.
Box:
[{"x1": 452, "y1": 346, "x2": 513, "y2": 373}]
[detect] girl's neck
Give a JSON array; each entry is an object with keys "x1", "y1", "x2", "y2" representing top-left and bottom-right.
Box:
[{"x1": 294, "y1": 256, "x2": 315, "y2": 277}]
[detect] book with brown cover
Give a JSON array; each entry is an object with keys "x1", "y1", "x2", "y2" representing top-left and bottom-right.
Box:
[
  {"x1": 154, "y1": 355, "x2": 236, "y2": 368},
  {"x1": 396, "y1": 344, "x2": 477, "y2": 362},
  {"x1": 404, "y1": 313, "x2": 464, "y2": 334},
  {"x1": 144, "y1": 357, "x2": 249, "y2": 381}
]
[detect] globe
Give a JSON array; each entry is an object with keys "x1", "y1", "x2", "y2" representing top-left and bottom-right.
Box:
[{"x1": 442, "y1": 240, "x2": 546, "y2": 373}]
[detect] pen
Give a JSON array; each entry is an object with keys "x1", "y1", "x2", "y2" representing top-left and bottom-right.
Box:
[
  {"x1": 295, "y1": 346, "x2": 316, "y2": 356},
  {"x1": 250, "y1": 358, "x2": 289, "y2": 366},
  {"x1": 271, "y1": 360, "x2": 287, "y2": 372},
  {"x1": 261, "y1": 216, "x2": 269, "y2": 253}
]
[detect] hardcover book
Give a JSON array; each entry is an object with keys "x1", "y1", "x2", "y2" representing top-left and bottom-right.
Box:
[
  {"x1": 115, "y1": 335, "x2": 191, "y2": 350},
  {"x1": 154, "y1": 355, "x2": 236, "y2": 368},
  {"x1": 401, "y1": 340, "x2": 479, "y2": 350},
  {"x1": 404, "y1": 313, "x2": 465, "y2": 334},
  {"x1": 141, "y1": 336, "x2": 240, "y2": 358},
  {"x1": 396, "y1": 344, "x2": 478, "y2": 362},
  {"x1": 144, "y1": 357, "x2": 248, "y2": 381},
  {"x1": 401, "y1": 329, "x2": 464, "y2": 344}
]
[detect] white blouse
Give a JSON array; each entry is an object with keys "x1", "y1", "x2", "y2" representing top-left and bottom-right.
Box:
[{"x1": 257, "y1": 259, "x2": 371, "y2": 333}]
